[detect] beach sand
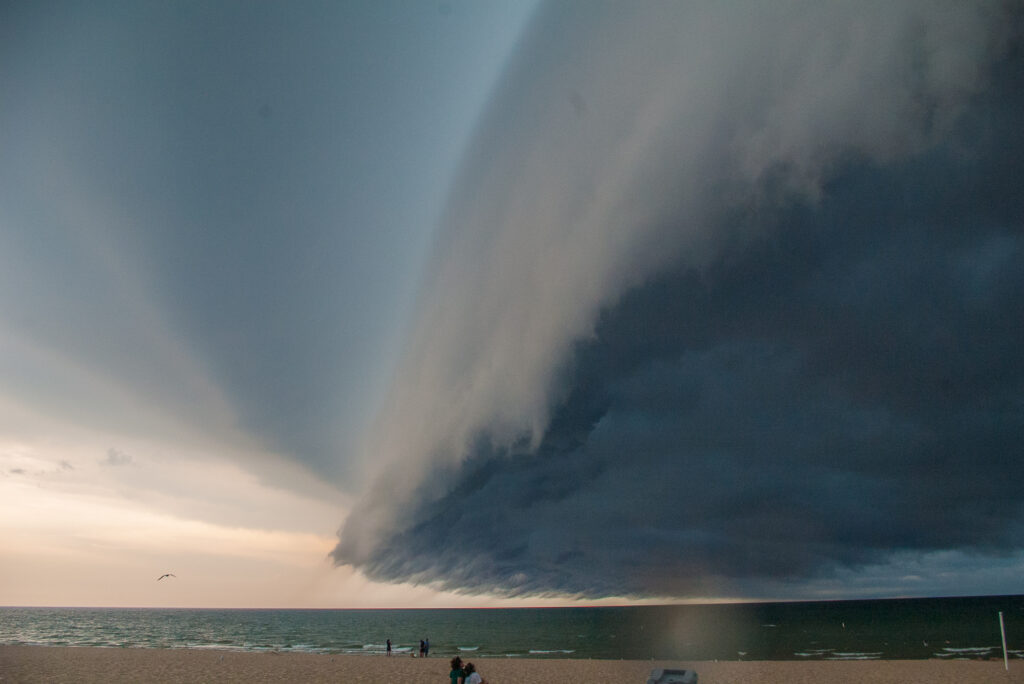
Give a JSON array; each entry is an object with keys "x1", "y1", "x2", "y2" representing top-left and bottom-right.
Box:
[{"x1": 1, "y1": 646, "x2": 1021, "y2": 683}]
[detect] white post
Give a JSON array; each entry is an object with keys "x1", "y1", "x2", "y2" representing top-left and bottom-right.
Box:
[{"x1": 1000, "y1": 611, "x2": 1009, "y2": 671}]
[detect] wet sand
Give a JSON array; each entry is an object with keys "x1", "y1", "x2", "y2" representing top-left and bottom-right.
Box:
[{"x1": 0, "y1": 645, "x2": 1020, "y2": 683}]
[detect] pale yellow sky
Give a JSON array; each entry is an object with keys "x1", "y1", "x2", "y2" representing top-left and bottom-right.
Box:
[{"x1": 0, "y1": 432, "x2": 680, "y2": 609}]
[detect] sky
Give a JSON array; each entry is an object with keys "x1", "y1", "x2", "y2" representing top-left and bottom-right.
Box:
[{"x1": 2, "y1": 1, "x2": 1023, "y2": 608}]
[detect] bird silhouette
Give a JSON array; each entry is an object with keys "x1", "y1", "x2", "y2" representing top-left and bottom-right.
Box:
[{"x1": 157, "y1": 573, "x2": 176, "y2": 581}]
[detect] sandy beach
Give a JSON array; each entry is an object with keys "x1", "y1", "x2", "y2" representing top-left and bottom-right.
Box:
[{"x1": 0, "y1": 646, "x2": 1020, "y2": 684}]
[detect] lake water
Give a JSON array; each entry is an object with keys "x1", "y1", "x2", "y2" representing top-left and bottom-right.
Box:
[{"x1": 1, "y1": 595, "x2": 1022, "y2": 661}]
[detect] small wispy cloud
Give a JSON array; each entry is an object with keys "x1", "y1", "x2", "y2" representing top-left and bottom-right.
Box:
[{"x1": 101, "y1": 448, "x2": 133, "y2": 467}]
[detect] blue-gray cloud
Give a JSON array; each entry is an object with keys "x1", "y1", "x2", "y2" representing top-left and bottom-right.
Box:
[
  {"x1": 0, "y1": 1, "x2": 536, "y2": 481},
  {"x1": 334, "y1": 1, "x2": 1024, "y2": 598}
]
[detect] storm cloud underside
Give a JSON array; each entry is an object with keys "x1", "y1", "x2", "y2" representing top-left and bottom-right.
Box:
[{"x1": 334, "y1": 2, "x2": 1024, "y2": 598}]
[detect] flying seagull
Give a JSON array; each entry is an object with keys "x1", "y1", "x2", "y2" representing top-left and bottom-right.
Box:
[{"x1": 157, "y1": 573, "x2": 176, "y2": 581}]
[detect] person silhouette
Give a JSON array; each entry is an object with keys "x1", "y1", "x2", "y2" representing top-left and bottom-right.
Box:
[
  {"x1": 449, "y1": 655, "x2": 465, "y2": 684},
  {"x1": 463, "y1": 662, "x2": 485, "y2": 684}
]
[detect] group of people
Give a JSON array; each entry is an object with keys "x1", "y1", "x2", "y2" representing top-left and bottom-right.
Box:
[
  {"x1": 383, "y1": 638, "x2": 431, "y2": 658},
  {"x1": 449, "y1": 656, "x2": 485, "y2": 684},
  {"x1": 382, "y1": 640, "x2": 486, "y2": 681}
]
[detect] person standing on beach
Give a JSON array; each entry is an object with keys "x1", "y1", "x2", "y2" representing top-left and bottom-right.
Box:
[
  {"x1": 386, "y1": 639, "x2": 391, "y2": 656},
  {"x1": 424, "y1": 638, "x2": 429, "y2": 657},
  {"x1": 419, "y1": 639, "x2": 425, "y2": 657},
  {"x1": 463, "y1": 662, "x2": 486, "y2": 684},
  {"x1": 449, "y1": 656, "x2": 465, "y2": 684}
]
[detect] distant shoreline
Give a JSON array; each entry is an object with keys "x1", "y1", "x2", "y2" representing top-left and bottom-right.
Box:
[{"x1": 1, "y1": 645, "x2": 1021, "y2": 684}]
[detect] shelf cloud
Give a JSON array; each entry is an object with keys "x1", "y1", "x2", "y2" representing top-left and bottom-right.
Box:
[{"x1": 333, "y1": 1, "x2": 1024, "y2": 598}]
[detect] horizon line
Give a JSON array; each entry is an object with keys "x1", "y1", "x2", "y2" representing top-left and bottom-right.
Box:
[{"x1": 3, "y1": 592, "x2": 1021, "y2": 612}]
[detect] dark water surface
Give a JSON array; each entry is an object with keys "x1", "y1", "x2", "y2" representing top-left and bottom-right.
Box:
[{"x1": 2, "y1": 595, "x2": 1022, "y2": 661}]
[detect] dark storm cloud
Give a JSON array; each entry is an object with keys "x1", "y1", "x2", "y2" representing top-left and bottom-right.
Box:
[
  {"x1": 360, "y1": 121, "x2": 1024, "y2": 595},
  {"x1": 335, "y1": 2, "x2": 1024, "y2": 598}
]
